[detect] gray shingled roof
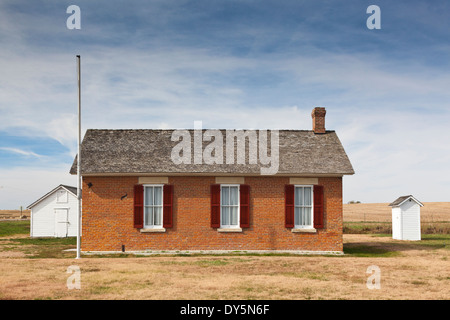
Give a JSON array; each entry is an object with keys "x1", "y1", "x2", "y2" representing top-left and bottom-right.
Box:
[
  {"x1": 69, "y1": 129, "x2": 354, "y2": 176},
  {"x1": 389, "y1": 195, "x2": 423, "y2": 207},
  {"x1": 61, "y1": 185, "x2": 78, "y2": 195}
]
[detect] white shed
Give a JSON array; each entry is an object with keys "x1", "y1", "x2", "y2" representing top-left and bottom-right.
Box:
[
  {"x1": 389, "y1": 195, "x2": 423, "y2": 241},
  {"x1": 27, "y1": 185, "x2": 80, "y2": 238}
]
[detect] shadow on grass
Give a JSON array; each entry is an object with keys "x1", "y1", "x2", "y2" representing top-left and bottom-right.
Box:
[
  {"x1": 343, "y1": 244, "x2": 400, "y2": 257},
  {"x1": 344, "y1": 234, "x2": 449, "y2": 257}
]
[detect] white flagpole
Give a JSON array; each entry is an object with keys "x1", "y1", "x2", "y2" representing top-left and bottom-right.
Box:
[{"x1": 76, "y1": 55, "x2": 81, "y2": 259}]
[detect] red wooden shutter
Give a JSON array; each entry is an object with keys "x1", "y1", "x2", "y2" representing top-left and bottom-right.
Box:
[
  {"x1": 133, "y1": 184, "x2": 144, "y2": 228},
  {"x1": 313, "y1": 185, "x2": 324, "y2": 229},
  {"x1": 285, "y1": 184, "x2": 295, "y2": 228},
  {"x1": 163, "y1": 184, "x2": 173, "y2": 228},
  {"x1": 210, "y1": 184, "x2": 221, "y2": 228},
  {"x1": 239, "y1": 184, "x2": 250, "y2": 228}
]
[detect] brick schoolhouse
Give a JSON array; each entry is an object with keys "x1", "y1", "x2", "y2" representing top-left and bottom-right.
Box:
[{"x1": 70, "y1": 108, "x2": 354, "y2": 254}]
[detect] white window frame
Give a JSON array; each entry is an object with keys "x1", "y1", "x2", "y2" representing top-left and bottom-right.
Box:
[
  {"x1": 220, "y1": 184, "x2": 240, "y2": 229},
  {"x1": 294, "y1": 185, "x2": 314, "y2": 229},
  {"x1": 143, "y1": 184, "x2": 164, "y2": 229}
]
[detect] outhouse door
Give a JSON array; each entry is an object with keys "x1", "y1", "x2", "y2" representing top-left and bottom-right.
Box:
[
  {"x1": 392, "y1": 208, "x2": 402, "y2": 240},
  {"x1": 55, "y1": 209, "x2": 69, "y2": 237}
]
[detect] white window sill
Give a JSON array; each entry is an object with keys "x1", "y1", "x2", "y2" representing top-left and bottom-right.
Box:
[
  {"x1": 140, "y1": 228, "x2": 166, "y2": 233},
  {"x1": 217, "y1": 228, "x2": 243, "y2": 233},
  {"x1": 291, "y1": 228, "x2": 317, "y2": 233}
]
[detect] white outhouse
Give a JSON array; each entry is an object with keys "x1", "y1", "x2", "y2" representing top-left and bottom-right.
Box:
[
  {"x1": 389, "y1": 195, "x2": 423, "y2": 241},
  {"x1": 27, "y1": 185, "x2": 80, "y2": 238}
]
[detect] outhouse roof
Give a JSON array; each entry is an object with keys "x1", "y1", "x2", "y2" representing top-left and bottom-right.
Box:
[
  {"x1": 26, "y1": 184, "x2": 79, "y2": 209},
  {"x1": 388, "y1": 195, "x2": 423, "y2": 207}
]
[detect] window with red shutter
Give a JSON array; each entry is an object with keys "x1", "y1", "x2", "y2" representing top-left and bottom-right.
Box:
[
  {"x1": 163, "y1": 184, "x2": 173, "y2": 228},
  {"x1": 285, "y1": 184, "x2": 295, "y2": 228},
  {"x1": 239, "y1": 184, "x2": 250, "y2": 228},
  {"x1": 210, "y1": 184, "x2": 221, "y2": 228},
  {"x1": 133, "y1": 184, "x2": 144, "y2": 228},
  {"x1": 313, "y1": 185, "x2": 324, "y2": 229}
]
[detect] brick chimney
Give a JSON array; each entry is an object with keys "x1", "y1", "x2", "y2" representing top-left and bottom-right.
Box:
[{"x1": 311, "y1": 107, "x2": 326, "y2": 134}]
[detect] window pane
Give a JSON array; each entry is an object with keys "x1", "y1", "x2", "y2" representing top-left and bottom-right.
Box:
[
  {"x1": 294, "y1": 207, "x2": 300, "y2": 226},
  {"x1": 296, "y1": 207, "x2": 310, "y2": 226},
  {"x1": 295, "y1": 187, "x2": 303, "y2": 206},
  {"x1": 145, "y1": 187, "x2": 153, "y2": 205},
  {"x1": 154, "y1": 187, "x2": 162, "y2": 206},
  {"x1": 145, "y1": 207, "x2": 153, "y2": 226},
  {"x1": 304, "y1": 207, "x2": 312, "y2": 226},
  {"x1": 222, "y1": 187, "x2": 230, "y2": 205},
  {"x1": 154, "y1": 207, "x2": 162, "y2": 226},
  {"x1": 304, "y1": 187, "x2": 312, "y2": 206},
  {"x1": 230, "y1": 187, "x2": 239, "y2": 205},
  {"x1": 222, "y1": 206, "x2": 229, "y2": 225},
  {"x1": 230, "y1": 207, "x2": 238, "y2": 225}
]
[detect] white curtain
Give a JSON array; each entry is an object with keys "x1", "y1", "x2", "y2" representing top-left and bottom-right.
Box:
[
  {"x1": 222, "y1": 186, "x2": 230, "y2": 205},
  {"x1": 145, "y1": 207, "x2": 153, "y2": 226},
  {"x1": 145, "y1": 187, "x2": 153, "y2": 205},
  {"x1": 230, "y1": 187, "x2": 239, "y2": 225},
  {"x1": 154, "y1": 187, "x2": 162, "y2": 226},
  {"x1": 304, "y1": 187, "x2": 311, "y2": 206},
  {"x1": 154, "y1": 186, "x2": 162, "y2": 205},
  {"x1": 222, "y1": 206, "x2": 230, "y2": 225},
  {"x1": 304, "y1": 187, "x2": 312, "y2": 226}
]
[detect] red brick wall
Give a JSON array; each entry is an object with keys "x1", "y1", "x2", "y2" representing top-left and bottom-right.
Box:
[{"x1": 81, "y1": 176, "x2": 343, "y2": 252}]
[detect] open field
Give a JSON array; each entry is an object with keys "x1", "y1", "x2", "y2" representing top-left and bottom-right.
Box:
[
  {"x1": 0, "y1": 210, "x2": 30, "y2": 220},
  {"x1": 343, "y1": 202, "x2": 450, "y2": 234},
  {"x1": 0, "y1": 218, "x2": 449, "y2": 300},
  {"x1": 343, "y1": 202, "x2": 450, "y2": 222}
]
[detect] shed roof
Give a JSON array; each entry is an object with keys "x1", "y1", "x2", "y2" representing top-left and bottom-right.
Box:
[
  {"x1": 27, "y1": 184, "x2": 79, "y2": 209},
  {"x1": 69, "y1": 129, "x2": 354, "y2": 176},
  {"x1": 388, "y1": 195, "x2": 424, "y2": 207}
]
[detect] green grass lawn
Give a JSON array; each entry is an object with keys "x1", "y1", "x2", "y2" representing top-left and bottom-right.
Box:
[
  {"x1": 0, "y1": 220, "x2": 30, "y2": 237},
  {"x1": 1, "y1": 220, "x2": 448, "y2": 259},
  {"x1": 0, "y1": 220, "x2": 76, "y2": 258},
  {"x1": 344, "y1": 221, "x2": 450, "y2": 235},
  {"x1": 343, "y1": 245, "x2": 400, "y2": 257},
  {"x1": 403, "y1": 234, "x2": 450, "y2": 249}
]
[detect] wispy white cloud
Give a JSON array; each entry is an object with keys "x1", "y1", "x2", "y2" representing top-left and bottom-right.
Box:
[{"x1": 0, "y1": 147, "x2": 44, "y2": 158}]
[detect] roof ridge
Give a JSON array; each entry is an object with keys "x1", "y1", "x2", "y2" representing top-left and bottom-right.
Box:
[{"x1": 86, "y1": 128, "x2": 335, "y2": 132}]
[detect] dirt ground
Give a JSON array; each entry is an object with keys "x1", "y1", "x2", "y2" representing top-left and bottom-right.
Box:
[{"x1": 0, "y1": 234, "x2": 448, "y2": 300}]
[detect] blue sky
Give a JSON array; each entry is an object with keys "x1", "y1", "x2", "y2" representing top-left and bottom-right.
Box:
[{"x1": 1, "y1": 0, "x2": 450, "y2": 209}]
